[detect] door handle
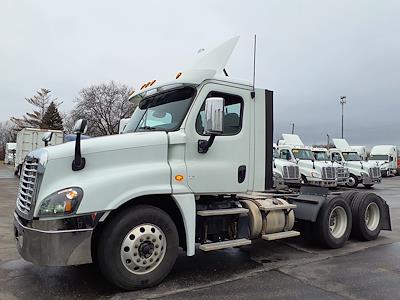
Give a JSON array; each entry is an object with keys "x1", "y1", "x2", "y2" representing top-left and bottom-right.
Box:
[{"x1": 238, "y1": 165, "x2": 246, "y2": 183}]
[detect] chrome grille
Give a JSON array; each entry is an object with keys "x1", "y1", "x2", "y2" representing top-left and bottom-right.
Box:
[
  {"x1": 322, "y1": 166, "x2": 336, "y2": 180},
  {"x1": 283, "y1": 165, "x2": 300, "y2": 179},
  {"x1": 336, "y1": 167, "x2": 347, "y2": 179},
  {"x1": 369, "y1": 167, "x2": 381, "y2": 178},
  {"x1": 16, "y1": 159, "x2": 39, "y2": 215}
]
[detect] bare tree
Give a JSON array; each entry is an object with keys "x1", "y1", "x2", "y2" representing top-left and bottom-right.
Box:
[
  {"x1": 0, "y1": 121, "x2": 17, "y2": 160},
  {"x1": 11, "y1": 88, "x2": 61, "y2": 129},
  {"x1": 70, "y1": 81, "x2": 135, "y2": 136}
]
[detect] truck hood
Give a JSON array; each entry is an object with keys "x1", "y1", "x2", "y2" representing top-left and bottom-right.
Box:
[
  {"x1": 274, "y1": 159, "x2": 297, "y2": 168},
  {"x1": 44, "y1": 131, "x2": 168, "y2": 161},
  {"x1": 297, "y1": 160, "x2": 334, "y2": 173},
  {"x1": 368, "y1": 160, "x2": 389, "y2": 169},
  {"x1": 344, "y1": 160, "x2": 377, "y2": 172}
]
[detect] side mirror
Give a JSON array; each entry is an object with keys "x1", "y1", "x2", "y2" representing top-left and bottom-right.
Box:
[
  {"x1": 73, "y1": 119, "x2": 88, "y2": 134},
  {"x1": 72, "y1": 119, "x2": 88, "y2": 171},
  {"x1": 42, "y1": 132, "x2": 53, "y2": 147},
  {"x1": 203, "y1": 97, "x2": 224, "y2": 135},
  {"x1": 198, "y1": 97, "x2": 224, "y2": 153}
]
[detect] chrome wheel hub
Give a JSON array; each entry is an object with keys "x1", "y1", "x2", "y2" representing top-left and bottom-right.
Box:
[
  {"x1": 329, "y1": 206, "x2": 347, "y2": 239},
  {"x1": 365, "y1": 202, "x2": 380, "y2": 231},
  {"x1": 120, "y1": 224, "x2": 166, "y2": 275}
]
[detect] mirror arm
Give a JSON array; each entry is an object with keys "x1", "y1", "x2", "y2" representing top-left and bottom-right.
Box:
[
  {"x1": 198, "y1": 134, "x2": 216, "y2": 154},
  {"x1": 72, "y1": 132, "x2": 86, "y2": 171}
]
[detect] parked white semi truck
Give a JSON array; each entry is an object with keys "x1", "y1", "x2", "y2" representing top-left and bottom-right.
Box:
[
  {"x1": 369, "y1": 145, "x2": 399, "y2": 176},
  {"x1": 273, "y1": 144, "x2": 301, "y2": 187},
  {"x1": 278, "y1": 134, "x2": 337, "y2": 187},
  {"x1": 14, "y1": 128, "x2": 64, "y2": 176},
  {"x1": 311, "y1": 147, "x2": 349, "y2": 185},
  {"x1": 330, "y1": 138, "x2": 381, "y2": 188},
  {"x1": 4, "y1": 142, "x2": 16, "y2": 165},
  {"x1": 351, "y1": 145, "x2": 367, "y2": 161},
  {"x1": 13, "y1": 38, "x2": 391, "y2": 291}
]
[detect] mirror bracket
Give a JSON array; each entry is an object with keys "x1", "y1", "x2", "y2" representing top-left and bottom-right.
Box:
[
  {"x1": 72, "y1": 119, "x2": 88, "y2": 171},
  {"x1": 198, "y1": 135, "x2": 216, "y2": 154}
]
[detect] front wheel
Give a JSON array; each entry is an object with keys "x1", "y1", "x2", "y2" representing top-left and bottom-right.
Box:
[
  {"x1": 96, "y1": 205, "x2": 179, "y2": 290},
  {"x1": 346, "y1": 174, "x2": 359, "y2": 188}
]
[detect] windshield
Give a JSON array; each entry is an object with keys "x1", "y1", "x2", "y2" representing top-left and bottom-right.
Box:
[
  {"x1": 123, "y1": 86, "x2": 196, "y2": 133},
  {"x1": 370, "y1": 155, "x2": 388, "y2": 161},
  {"x1": 292, "y1": 148, "x2": 314, "y2": 160},
  {"x1": 273, "y1": 148, "x2": 279, "y2": 159},
  {"x1": 313, "y1": 151, "x2": 329, "y2": 161},
  {"x1": 342, "y1": 152, "x2": 361, "y2": 161}
]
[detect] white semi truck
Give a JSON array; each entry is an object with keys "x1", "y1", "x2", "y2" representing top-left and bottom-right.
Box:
[
  {"x1": 13, "y1": 38, "x2": 391, "y2": 290},
  {"x1": 369, "y1": 145, "x2": 399, "y2": 176},
  {"x1": 273, "y1": 144, "x2": 301, "y2": 187},
  {"x1": 4, "y1": 142, "x2": 16, "y2": 165},
  {"x1": 277, "y1": 134, "x2": 337, "y2": 187},
  {"x1": 330, "y1": 138, "x2": 381, "y2": 188},
  {"x1": 14, "y1": 128, "x2": 64, "y2": 176},
  {"x1": 311, "y1": 147, "x2": 349, "y2": 185}
]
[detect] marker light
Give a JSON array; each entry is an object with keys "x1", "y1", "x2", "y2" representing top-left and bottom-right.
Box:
[
  {"x1": 175, "y1": 174, "x2": 184, "y2": 182},
  {"x1": 176, "y1": 72, "x2": 182, "y2": 79}
]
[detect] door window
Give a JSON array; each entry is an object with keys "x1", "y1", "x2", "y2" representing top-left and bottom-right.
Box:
[
  {"x1": 280, "y1": 149, "x2": 291, "y2": 160},
  {"x1": 332, "y1": 152, "x2": 342, "y2": 161},
  {"x1": 196, "y1": 91, "x2": 243, "y2": 136}
]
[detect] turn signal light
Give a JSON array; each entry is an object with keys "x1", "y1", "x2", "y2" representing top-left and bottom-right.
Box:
[{"x1": 175, "y1": 174, "x2": 184, "y2": 182}]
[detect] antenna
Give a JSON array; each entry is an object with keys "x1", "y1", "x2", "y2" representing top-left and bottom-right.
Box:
[{"x1": 251, "y1": 34, "x2": 257, "y2": 98}]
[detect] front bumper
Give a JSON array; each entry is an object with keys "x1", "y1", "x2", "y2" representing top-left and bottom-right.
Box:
[
  {"x1": 361, "y1": 177, "x2": 381, "y2": 185},
  {"x1": 308, "y1": 179, "x2": 337, "y2": 187},
  {"x1": 13, "y1": 212, "x2": 100, "y2": 266}
]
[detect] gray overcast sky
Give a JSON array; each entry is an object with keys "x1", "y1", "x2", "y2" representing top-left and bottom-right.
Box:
[{"x1": 1, "y1": 0, "x2": 399, "y2": 147}]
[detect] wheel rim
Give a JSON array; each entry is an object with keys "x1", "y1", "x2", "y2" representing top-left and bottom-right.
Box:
[
  {"x1": 120, "y1": 224, "x2": 167, "y2": 275},
  {"x1": 347, "y1": 177, "x2": 356, "y2": 187},
  {"x1": 365, "y1": 202, "x2": 380, "y2": 231},
  {"x1": 329, "y1": 206, "x2": 347, "y2": 239}
]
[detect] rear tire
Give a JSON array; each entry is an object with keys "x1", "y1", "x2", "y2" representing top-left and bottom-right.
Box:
[
  {"x1": 350, "y1": 193, "x2": 383, "y2": 241},
  {"x1": 341, "y1": 191, "x2": 359, "y2": 204},
  {"x1": 346, "y1": 174, "x2": 359, "y2": 188},
  {"x1": 314, "y1": 196, "x2": 352, "y2": 248},
  {"x1": 96, "y1": 205, "x2": 179, "y2": 290}
]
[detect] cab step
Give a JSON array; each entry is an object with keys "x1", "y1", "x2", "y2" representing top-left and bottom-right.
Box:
[
  {"x1": 199, "y1": 238, "x2": 252, "y2": 251},
  {"x1": 197, "y1": 208, "x2": 248, "y2": 217},
  {"x1": 262, "y1": 230, "x2": 300, "y2": 241}
]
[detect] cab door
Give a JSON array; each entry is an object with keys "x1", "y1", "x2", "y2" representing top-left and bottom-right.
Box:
[{"x1": 184, "y1": 83, "x2": 251, "y2": 194}]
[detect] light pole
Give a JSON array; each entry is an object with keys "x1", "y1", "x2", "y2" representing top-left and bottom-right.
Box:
[{"x1": 340, "y1": 96, "x2": 347, "y2": 138}]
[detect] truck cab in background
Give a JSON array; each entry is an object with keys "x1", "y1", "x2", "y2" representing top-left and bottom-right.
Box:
[
  {"x1": 330, "y1": 138, "x2": 381, "y2": 188},
  {"x1": 272, "y1": 144, "x2": 301, "y2": 188},
  {"x1": 369, "y1": 145, "x2": 399, "y2": 176},
  {"x1": 311, "y1": 147, "x2": 349, "y2": 185},
  {"x1": 278, "y1": 134, "x2": 337, "y2": 187},
  {"x1": 351, "y1": 145, "x2": 367, "y2": 161}
]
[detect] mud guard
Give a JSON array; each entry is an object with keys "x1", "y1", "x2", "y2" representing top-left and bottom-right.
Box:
[{"x1": 287, "y1": 186, "x2": 330, "y2": 222}]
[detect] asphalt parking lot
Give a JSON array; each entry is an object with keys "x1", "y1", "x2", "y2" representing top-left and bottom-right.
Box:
[{"x1": 0, "y1": 163, "x2": 399, "y2": 300}]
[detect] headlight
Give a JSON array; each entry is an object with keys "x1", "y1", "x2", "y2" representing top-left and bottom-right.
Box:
[
  {"x1": 361, "y1": 172, "x2": 369, "y2": 177},
  {"x1": 311, "y1": 172, "x2": 321, "y2": 178},
  {"x1": 273, "y1": 171, "x2": 282, "y2": 179},
  {"x1": 39, "y1": 187, "x2": 83, "y2": 217}
]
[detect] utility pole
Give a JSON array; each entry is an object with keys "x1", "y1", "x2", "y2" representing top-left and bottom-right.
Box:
[
  {"x1": 291, "y1": 123, "x2": 295, "y2": 134},
  {"x1": 327, "y1": 134, "x2": 330, "y2": 149},
  {"x1": 340, "y1": 96, "x2": 347, "y2": 138}
]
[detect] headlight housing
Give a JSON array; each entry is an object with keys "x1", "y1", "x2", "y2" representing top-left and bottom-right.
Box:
[
  {"x1": 39, "y1": 187, "x2": 83, "y2": 217},
  {"x1": 273, "y1": 171, "x2": 283, "y2": 179},
  {"x1": 361, "y1": 172, "x2": 369, "y2": 178},
  {"x1": 311, "y1": 171, "x2": 321, "y2": 178}
]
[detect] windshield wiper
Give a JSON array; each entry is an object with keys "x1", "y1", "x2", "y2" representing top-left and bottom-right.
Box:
[{"x1": 138, "y1": 126, "x2": 159, "y2": 131}]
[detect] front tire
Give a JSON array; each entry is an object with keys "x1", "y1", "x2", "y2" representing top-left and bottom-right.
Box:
[
  {"x1": 97, "y1": 205, "x2": 179, "y2": 290},
  {"x1": 346, "y1": 174, "x2": 359, "y2": 188},
  {"x1": 314, "y1": 196, "x2": 352, "y2": 248}
]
